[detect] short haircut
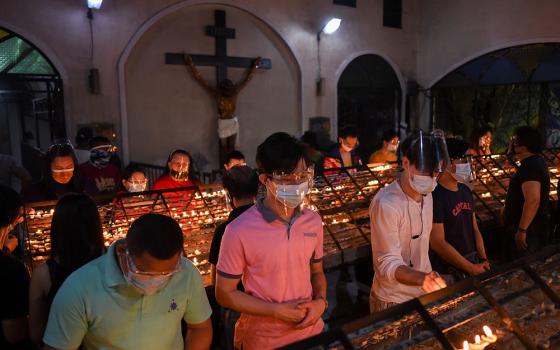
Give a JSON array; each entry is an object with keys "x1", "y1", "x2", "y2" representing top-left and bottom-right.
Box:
[
  {"x1": 338, "y1": 125, "x2": 358, "y2": 139},
  {"x1": 445, "y1": 138, "x2": 469, "y2": 159},
  {"x1": 223, "y1": 165, "x2": 259, "y2": 200},
  {"x1": 224, "y1": 150, "x2": 245, "y2": 165},
  {"x1": 382, "y1": 129, "x2": 399, "y2": 143},
  {"x1": 0, "y1": 185, "x2": 23, "y2": 228},
  {"x1": 51, "y1": 193, "x2": 105, "y2": 271},
  {"x1": 89, "y1": 136, "x2": 111, "y2": 149},
  {"x1": 123, "y1": 164, "x2": 146, "y2": 181},
  {"x1": 256, "y1": 132, "x2": 305, "y2": 174},
  {"x1": 127, "y1": 213, "x2": 183, "y2": 260},
  {"x1": 515, "y1": 126, "x2": 543, "y2": 153},
  {"x1": 400, "y1": 132, "x2": 438, "y2": 173}
]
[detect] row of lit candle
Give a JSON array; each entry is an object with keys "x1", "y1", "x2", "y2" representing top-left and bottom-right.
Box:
[{"x1": 462, "y1": 325, "x2": 497, "y2": 349}]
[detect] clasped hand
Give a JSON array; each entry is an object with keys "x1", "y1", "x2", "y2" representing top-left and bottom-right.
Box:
[{"x1": 273, "y1": 299, "x2": 324, "y2": 329}]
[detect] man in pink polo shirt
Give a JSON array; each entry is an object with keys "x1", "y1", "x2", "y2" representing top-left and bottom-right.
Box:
[{"x1": 216, "y1": 132, "x2": 327, "y2": 349}]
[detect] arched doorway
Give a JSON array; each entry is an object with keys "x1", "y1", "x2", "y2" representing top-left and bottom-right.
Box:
[
  {"x1": 0, "y1": 27, "x2": 65, "y2": 181},
  {"x1": 432, "y1": 43, "x2": 560, "y2": 152},
  {"x1": 337, "y1": 54, "x2": 402, "y2": 162}
]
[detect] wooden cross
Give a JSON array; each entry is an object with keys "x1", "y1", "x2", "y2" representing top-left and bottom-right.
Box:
[{"x1": 165, "y1": 10, "x2": 271, "y2": 85}]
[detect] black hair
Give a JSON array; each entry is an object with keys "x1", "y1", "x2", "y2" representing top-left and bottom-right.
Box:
[
  {"x1": 400, "y1": 132, "x2": 439, "y2": 173},
  {"x1": 445, "y1": 138, "x2": 469, "y2": 159},
  {"x1": 50, "y1": 193, "x2": 105, "y2": 272},
  {"x1": 40, "y1": 143, "x2": 83, "y2": 198},
  {"x1": 123, "y1": 164, "x2": 146, "y2": 181},
  {"x1": 0, "y1": 185, "x2": 23, "y2": 228},
  {"x1": 469, "y1": 126, "x2": 493, "y2": 152},
  {"x1": 381, "y1": 129, "x2": 399, "y2": 143},
  {"x1": 163, "y1": 149, "x2": 198, "y2": 182},
  {"x1": 127, "y1": 213, "x2": 184, "y2": 259},
  {"x1": 219, "y1": 79, "x2": 235, "y2": 96},
  {"x1": 256, "y1": 132, "x2": 305, "y2": 174},
  {"x1": 301, "y1": 131, "x2": 318, "y2": 149},
  {"x1": 76, "y1": 127, "x2": 93, "y2": 147},
  {"x1": 89, "y1": 136, "x2": 111, "y2": 149},
  {"x1": 514, "y1": 126, "x2": 543, "y2": 153},
  {"x1": 338, "y1": 125, "x2": 358, "y2": 139},
  {"x1": 224, "y1": 150, "x2": 245, "y2": 166},
  {"x1": 223, "y1": 165, "x2": 259, "y2": 200}
]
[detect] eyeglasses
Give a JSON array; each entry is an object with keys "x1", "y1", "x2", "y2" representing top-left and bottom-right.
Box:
[
  {"x1": 125, "y1": 250, "x2": 183, "y2": 276},
  {"x1": 51, "y1": 167, "x2": 75, "y2": 173},
  {"x1": 268, "y1": 166, "x2": 314, "y2": 185},
  {"x1": 91, "y1": 145, "x2": 117, "y2": 153}
]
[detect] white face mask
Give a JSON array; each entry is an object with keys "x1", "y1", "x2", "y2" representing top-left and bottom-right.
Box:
[
  {"x1": 126, "y1": 182, "x2": 147, "y2": 193},
  {"x1": 387, "y1": 144, "x2": 398, "y2": 152},
  {"x1": 270, "y1": 181, "x2": 309, "y2": 208},
  {"x1": 451, "y1": 163, "x2": 472, "y2": 184},
  {"x1": 340, "y1": 143, "x2": 353, "y2": 153},
  {"x1": 410, "y1": 174, "x2": 437, "y2": 195}
]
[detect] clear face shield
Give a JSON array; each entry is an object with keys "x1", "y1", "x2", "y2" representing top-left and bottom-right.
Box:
[
  {"x1": 407, "y1": 129, "x2": 450, "y2": 175},
  {"x1": 404, "y1": 130, "x2": 451, "y2": 195},
  {"x1": 267, "y1": 165, "x2": 314, "y2": 209}
]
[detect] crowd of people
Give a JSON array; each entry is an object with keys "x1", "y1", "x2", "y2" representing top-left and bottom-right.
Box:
[{"x1": 0, "y1": 124, "x2": 554, "y2": 350}]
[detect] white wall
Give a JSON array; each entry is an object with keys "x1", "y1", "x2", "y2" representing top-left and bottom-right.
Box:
[
  {"x1": 415, "y1": 0, "x2": 560, "y2": 128},
  {"x1": 5, "y1": 0, "x2": 560, "y2": 166},
  {"x1": 0, "y1": 0, "x2": 417, "y2": 167}
]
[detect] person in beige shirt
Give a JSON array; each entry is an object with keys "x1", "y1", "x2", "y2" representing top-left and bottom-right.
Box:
[{"x1": 369, "y1": 129, "x2": 399, "y2": 165}]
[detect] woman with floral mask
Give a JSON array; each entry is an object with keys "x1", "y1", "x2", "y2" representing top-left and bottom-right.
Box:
[
  {"x1": 153, "y1": 149, "x2": 199, "y2": 198},
  {"x1": 368, "y1": 130, "x2": 449, "y2": 313},
  {"x1": 23, "y1": 142, "x2": 83, "y2": 202},
  {"x1": 216, "y1": 133, "x2": 327, "y2": 349},
  {"x1": 323, "y1": 125, "x2": 363, "y2": 170},
  {"x1": 368, "y1": 129, "x2": 400, "y2": 165}
]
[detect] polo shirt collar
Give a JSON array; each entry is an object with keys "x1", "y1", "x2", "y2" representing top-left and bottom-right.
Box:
[
  {"x1": 104, "y1": 240, "x2": 127, "y2": 288},
  {"x1": 255, "y1": 197, "x2": 303, "y2": 224}
]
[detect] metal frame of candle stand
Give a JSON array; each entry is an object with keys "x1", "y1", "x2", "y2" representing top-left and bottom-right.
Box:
[
  {"x1": 21, "y1": 185, "x2": 228, "y2": 271},
  {"x1": 283, "y1": 244, "x2": 560, "y2": 350}
]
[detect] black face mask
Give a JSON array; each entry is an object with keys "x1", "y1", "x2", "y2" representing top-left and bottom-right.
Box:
[{"x1": 169, "y1": 169, "x2": 189, "y2": 181}]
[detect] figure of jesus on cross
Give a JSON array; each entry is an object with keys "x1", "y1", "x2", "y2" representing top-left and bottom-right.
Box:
[
  {"x1": 184, "y1": 54, "x2": 260, "y2": 162},
  {"x1": 166, "y1": 10, "x2": 271, "y2": 165}
]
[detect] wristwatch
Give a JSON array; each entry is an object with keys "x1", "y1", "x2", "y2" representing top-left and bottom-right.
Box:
[{"x1": 314, "y1": 295, "x2": 329, "y2": 313}]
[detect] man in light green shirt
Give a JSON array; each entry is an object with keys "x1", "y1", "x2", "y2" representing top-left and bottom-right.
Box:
[{"x1": 43, "y1": 214, "x2": 212, "y2": 350}]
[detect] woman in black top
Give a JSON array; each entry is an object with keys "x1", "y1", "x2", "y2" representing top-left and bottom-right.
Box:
[
  {"x1": 23, "y1": 142, "x2": 83, "y2": 203},
  {"x1": 28, "y1": 193, "x2": 105, "y2": 347},
  {"x1": 503, "y1": 126, "x2": 550, "y2": 260}
]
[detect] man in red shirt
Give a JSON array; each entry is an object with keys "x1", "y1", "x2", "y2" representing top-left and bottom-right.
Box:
[{"x1": 79, "y1": 137, "x2": 121, "y2": 198}]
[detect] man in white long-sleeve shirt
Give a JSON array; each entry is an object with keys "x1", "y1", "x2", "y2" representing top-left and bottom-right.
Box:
[{"x1": 369, "y1": 130, "x2": 448, "y2": 313}]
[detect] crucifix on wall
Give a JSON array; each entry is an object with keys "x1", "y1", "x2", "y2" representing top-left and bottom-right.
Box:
[{"x1": 165, "y1": 9, "x2": 272, "y2": 165}]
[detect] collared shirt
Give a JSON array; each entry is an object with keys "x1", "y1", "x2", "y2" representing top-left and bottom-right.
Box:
[
  {"x1": 43, "y1": 241, "x2": 211, "y2": 350},
  {"x1": 369, "y1": 181, "x2": 433, "y2": 304},
  {"x1": 216, "y1": 198, "x2": 324, "y2": 349}
]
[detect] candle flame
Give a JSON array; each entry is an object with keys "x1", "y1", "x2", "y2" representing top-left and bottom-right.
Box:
[
  {"x1": 463, "y1": 340, "x2": 469, "y2": 350},
  {"x1": 483, "y1": 325, "x2": 493, "y2": 337},
  {"x1": 475, "y1": 335, "x2": 481, "y2": 344}
]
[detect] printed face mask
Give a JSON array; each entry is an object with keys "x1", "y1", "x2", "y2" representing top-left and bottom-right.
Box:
[
  {"x1": 90, "y1": 148, "x2": 111, "y2": 168},
  {"x1": 169, "y1": 169, "x2": 189, "y2": 181}
]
